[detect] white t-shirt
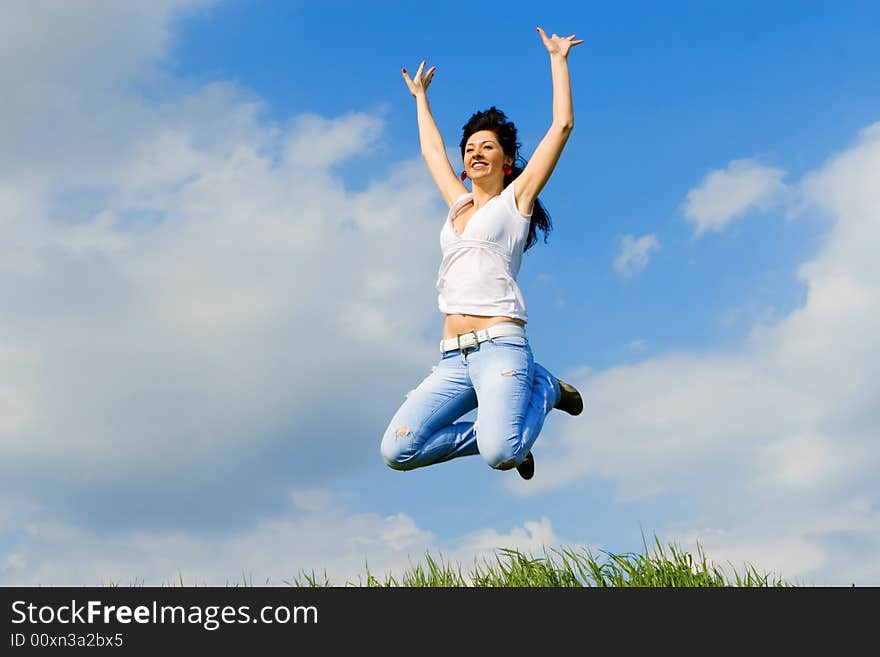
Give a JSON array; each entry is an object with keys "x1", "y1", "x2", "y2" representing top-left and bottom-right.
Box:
[{"x1": 436, "y1": 181, "x2": 532, "y2": 321}]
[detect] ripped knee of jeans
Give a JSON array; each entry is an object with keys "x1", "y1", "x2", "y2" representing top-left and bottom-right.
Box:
[{"x1": 381, "y1": 428, "x2": 417, "y2": 471}]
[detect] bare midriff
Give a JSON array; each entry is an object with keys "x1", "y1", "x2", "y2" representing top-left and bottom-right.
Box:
[{"x1": 442, "y1": 313, "x2": 526, "y2": 339}]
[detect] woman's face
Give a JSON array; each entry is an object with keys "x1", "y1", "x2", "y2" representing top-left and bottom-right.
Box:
[{"x1": 463, "y1": 130, "x2": 512, "y2": 182}]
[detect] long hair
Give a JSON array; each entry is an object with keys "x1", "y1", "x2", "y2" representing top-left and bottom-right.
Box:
[{"x1": 459, "y1": 106, "x2": 552, "y2": 252}]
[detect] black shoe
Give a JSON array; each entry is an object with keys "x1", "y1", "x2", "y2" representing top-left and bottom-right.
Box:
[
  {"x1": 516, "y1": 452, "x2": 535, "y2": 480},
  {"x1": 554, "y1": 379, "x2": 583, "y2": 416}
]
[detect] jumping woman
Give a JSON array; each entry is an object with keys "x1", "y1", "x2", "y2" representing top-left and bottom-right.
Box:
[{"x1": 380, "y1": 27, "x2": 584, "y2": 480}]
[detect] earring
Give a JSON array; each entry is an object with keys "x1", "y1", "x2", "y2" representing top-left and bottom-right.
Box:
[
  {"x1": 460, "y1": 170, "x2": 468, "y2": 181},
  {"x1": 503, "y1": 163, "x2": 512, "y2": 175}
]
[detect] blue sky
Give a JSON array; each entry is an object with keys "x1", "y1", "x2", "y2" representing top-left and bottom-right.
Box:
[{"x1": 1, "y1": 0, "x2": 879, "y2": 585}]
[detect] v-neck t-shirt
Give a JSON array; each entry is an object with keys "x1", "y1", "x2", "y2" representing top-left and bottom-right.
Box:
[{"x1": 436, "y1": 181, "x2": 532, "y2": 321}]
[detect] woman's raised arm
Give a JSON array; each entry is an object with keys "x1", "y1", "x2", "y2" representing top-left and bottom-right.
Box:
[
  {"x1": 514, "y1": 27, "x2": 584, "y2": 216},
  {"x1": 402, "y1": 60, "x2": 468, "y2": 207}
]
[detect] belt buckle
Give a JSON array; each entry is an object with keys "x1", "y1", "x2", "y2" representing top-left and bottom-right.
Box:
[{"x1": 457, "y1": 329, "x2": 480, "y2": 354}]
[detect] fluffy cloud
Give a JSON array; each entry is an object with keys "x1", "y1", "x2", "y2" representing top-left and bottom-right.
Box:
[
  {"x1": 0, "y1": 1, "x2": 445, "y2": 542},
  {"x1": 0, "y1": 490, "x2": 581, "y2": 586},
  {"x1": 683, "y1": 159, "x2": 788, "y2": 236},
  {"x1": 0, "y1": 0, "x2": 215, "y2": 186},
  {"x1": 527, "y1": 123, "x2": 880, "y2": 585},
  {"x1": 614, "y1": 233, "x2": 660, "y2": 277}
]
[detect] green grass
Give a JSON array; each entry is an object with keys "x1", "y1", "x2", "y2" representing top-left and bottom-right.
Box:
[
  {"x1": 290, "y1": 534, "x2": 798, "y2": 587},
  {"x1": 97, "y1": 534, "x2": 806, "y2": 587}
]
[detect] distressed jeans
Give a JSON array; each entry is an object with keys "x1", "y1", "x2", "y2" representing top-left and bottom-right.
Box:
[{"x1": 380, "y1": 323, "x2": 562, "y2": 471}]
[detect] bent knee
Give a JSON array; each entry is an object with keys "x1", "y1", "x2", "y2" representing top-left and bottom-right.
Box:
[
  {"x1": 380, "y1": 428, "x2": 417, "y2": 471},
  {"x1": 481, "y1": 443, "x2": 519, "y2": 470}
]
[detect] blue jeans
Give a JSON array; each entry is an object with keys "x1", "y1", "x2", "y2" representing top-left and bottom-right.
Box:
[{"x1": 380, "y1": 323, "x2": 562, "y2": 471}]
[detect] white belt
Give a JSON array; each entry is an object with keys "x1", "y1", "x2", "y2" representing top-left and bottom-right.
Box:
[{"x1": 440, "y1": 323, "x2": 526, "y2": 356}]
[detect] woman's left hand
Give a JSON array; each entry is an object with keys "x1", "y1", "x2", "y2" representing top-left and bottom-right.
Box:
[{"x1": 536, "y1": 27, "x2": 584, "y2": 59}]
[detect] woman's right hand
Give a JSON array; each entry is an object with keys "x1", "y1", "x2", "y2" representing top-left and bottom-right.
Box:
[{"x1": 401, "y1": 60, "x2": 435, "y2": 98}]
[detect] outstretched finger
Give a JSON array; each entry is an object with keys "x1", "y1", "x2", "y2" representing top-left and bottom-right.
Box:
[
  {"x1": 415, "y1": 60, "x2": 426, "y2": 78},
  {"x1": 401, "y1": 67, "x2": 416, "y2": 91},
  {"x1": 536, "y1": 26, "x2": 548, "y2": 41},
  {"x1": 571, "y1": 39, "x2": 585, "y2": 47}
]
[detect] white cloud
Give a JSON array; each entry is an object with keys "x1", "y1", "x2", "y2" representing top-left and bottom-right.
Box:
[
  {"x1": 671, "y1": 496, "x2": 880, "y2": 586},
  {"x1": 614, "y1": 234, "x2": 660, "y2": 277},
  {"x1": 0, "y1": 2, "x2": 446, "y2": 538},
  {"x1": 0, "y1": 0, "x2": 214, "y2": 186},
  {"x1": 0, "y1": 490, "x2": 584, "y2": 586},
  {"x1": 283, "y1": 113, "x2": 384, "y2": 169},
  {"x1": 683, "y1": 159, "x2": 788, "y2": 236},
  {"x1": 456, "y1": 517, "x2": 583, "y2": 555},
  {"x1": 0, "y1": 98, "x2": 440, "y2": 504},
  {"x1": 527, "y1": 123, "x2": 880, "y2": 585}
]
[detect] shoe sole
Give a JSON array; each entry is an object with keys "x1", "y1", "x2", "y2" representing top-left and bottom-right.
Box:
[
  {"x1": 557, "y1": 380, "x2": 583, "y2": 416},
  {"x1": 516, "y1": 452, "x2": 534, "y2": 480}
]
